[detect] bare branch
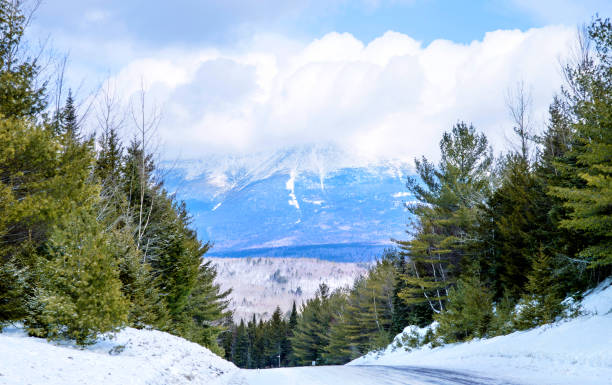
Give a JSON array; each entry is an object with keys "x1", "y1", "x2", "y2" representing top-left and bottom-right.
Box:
[{"x1": 506, "y1": 80, "x2": 534, "y2": 162}]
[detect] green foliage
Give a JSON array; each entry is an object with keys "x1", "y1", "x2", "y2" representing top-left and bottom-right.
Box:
[
  {"x1": 480, "y1": 155, "x2": 552, "y2": 298},
  {"x1": 389, "y1": 252, "x2": 433, "y2": 330},
  {"x1": 435, "y1": 274, "x2": 494, "y2": 343},
  {"x1": 488, "y1": 293, "x2": 516, "y2": 336},
  {"x1": 107, "y1": 229, "x2": 169, "y2": 330},
  {"x1": 396, "y1": 122, "x2": 492, "y2": 313},
  {"x1": 232, "y1": 320, "x2": 249, "y2": 368},
  {"x1": 0, "y1": 116, "x2": 97, "y2": 323},
  {"x1": 514, "y1": 250, "x2": 565, "y2": 330},
  {"x1": 0, "y1": 0, "x2": 47, "y2": 119},
  {"x1": 285, "y1": 302, "x2": 298, "y2": 366},
  {"x1": 26, "y1": 208, "x2": 129, "y2": 345},
  {"x1": 179, "y1": 261, "x2": 231, "y2": 355},
  {"x1": 290, "y1": 284, "x2": 337, "y2": 365},
  {"x1": 119, "y1": 139, "x2": 229, "y2": 349},
  {"x1": 327, "y1": 259, "x2": 396, "y2": 361},
  {"x1": 550, "y1": 17, "x2": 612, "y2": 270},
  {"x1": 59, "y1": 90, "x2": 79, "y2": 140}
]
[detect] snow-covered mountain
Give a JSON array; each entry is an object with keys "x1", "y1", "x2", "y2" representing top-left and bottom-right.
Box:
[{"x1": 163, "y1": 145, "x2": 414, "y2": 262}]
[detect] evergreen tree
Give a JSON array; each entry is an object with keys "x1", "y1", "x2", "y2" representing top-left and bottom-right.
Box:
[
  {"x1": 179, "y1": 260, "x2": 231, "y2": 355},
  {"x1": 26, "y1": 207, "x2": 129, "y2": 345},
  {"x1": 0, "y1": 117, "x2": 97, "y2": 323},
  {"x1": 285, "y1": 301, "x2": 298, "y2": 366},
  {"x1": 435, "y1": 273, "x2": 494, "y2": 342},
  {"x1": 0, "y1": 0, "x2": 47, "y2": 119},
  {"x1": 252, "y1": 319, "x2": 266, "y2": 368},
  {"x1": 291, "y1": 284, "x2": 336, "y2": 365},
  {"x1": 514, "y1": 249, "x2": 565, "y2": 329},
  {"x1": 219, "y1": 317, "x2": 235, "y2": 361},
  {"x1": 395, "y1": 122, "x2": 493, "y2": 313},
  {"x1": 550, "y1": 17, "x2": 612, "y2": 271},
  {"x1": 480, "y1": 155, "x2": 551, "y2": 298},
  {"x1": 58, "y1": 90, "x2": 79, "y2": 141},
  {"x1": 390, "y1": 253, "x2": 412, "y2": 334},
  {"x1": 107, "y1": 229, "x2": 168, "y2": 330},
  {"x1": 232, "y1": 320, "x2": 250, "y2": 368},
  {"x1": 266, "y1": 306, "x2": 286, "y2": 367},
  {"x1": 96, "y1": 125, "x2": 123, "y2": 187}
]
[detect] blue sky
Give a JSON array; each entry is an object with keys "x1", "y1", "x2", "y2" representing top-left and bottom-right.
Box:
[
  {"x1": 33, "y1": 0, "x2": 609, "y2": 48},
  {"x1": 28, "y1": 0, "x2": 612, "y2": 162}
]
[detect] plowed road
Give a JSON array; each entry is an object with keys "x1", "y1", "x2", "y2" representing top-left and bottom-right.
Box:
[{"x1": 224, "y1": 365, "x2": 521, "y2": 385}]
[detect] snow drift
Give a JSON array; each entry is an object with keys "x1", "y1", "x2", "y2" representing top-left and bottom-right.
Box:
[
  {"x1": 0, "y1": 326, "x2": 237, "y2": 385},
  {"x1": 350, "y1": 278, "x2": 612, "y2": 385}
]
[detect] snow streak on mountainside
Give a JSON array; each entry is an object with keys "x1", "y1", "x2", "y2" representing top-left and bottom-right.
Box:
[{"x1": 162, "y1": 145, "x2": 413, "y2": 261}]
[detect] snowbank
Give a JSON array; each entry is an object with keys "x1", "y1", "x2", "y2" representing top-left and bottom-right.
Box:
[
  {"x1": 349, "y1": 278, "x2": 612, "y2": 385},
  {"x1": 0, "y1": 326, "x2": 237, "y2": 385}
]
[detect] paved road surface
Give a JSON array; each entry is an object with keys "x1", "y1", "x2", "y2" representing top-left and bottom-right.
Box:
[{"x1": 223, "y1": 365, "x2": 523, "y2": 385}]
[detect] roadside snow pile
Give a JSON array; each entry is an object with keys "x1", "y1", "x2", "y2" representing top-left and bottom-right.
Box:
[
  {"x1": 0, "y1": 326, "x2": 237, "y2": 385},
  {"x1": 350, "y1": 278, "x2": 612, "y2": 385}
]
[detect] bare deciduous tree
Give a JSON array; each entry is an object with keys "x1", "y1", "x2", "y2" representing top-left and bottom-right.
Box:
[
  {"x1": 506, "y1": 81, "x2": 533, "y2": 163},
  {"x1": 130, "y1": 79, "x2": 162, "y2": 253}
]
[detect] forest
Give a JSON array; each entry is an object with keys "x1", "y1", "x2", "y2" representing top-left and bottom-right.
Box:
[
  {"x1": 0, "y1": 0, "x2": 610, "y2": 367},
  {"x1": 0, "y1": 0, "x2": 231, "y2": 351},
  {"x1": 220, "y1": 17, "x2": 612, "y2": 368}
]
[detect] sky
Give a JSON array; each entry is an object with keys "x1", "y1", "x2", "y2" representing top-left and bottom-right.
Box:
[{"x1": 28, "y1": 0, "x2": 612, "y2": 164}]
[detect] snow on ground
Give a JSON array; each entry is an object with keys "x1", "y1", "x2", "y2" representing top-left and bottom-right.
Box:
[
  {"x1": 1, "y1": 279, "x2": 609, "y2": 385},
  {"x1": 350, "y1": 278, "x2": 612, "y2": 385},
  {"x1": 0, "y1": 326, "x2": 237, "y2": 385}
]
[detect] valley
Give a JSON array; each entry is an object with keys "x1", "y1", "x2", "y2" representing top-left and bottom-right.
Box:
[{"x1": 210, "y1": 257, "x2": 369, "y2": 321}]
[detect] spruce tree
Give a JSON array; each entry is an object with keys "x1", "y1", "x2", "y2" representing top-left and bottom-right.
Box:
[
  {"x1": 26, "y1": 207, "x2": 129, "y2": 345},
  {"x1": 96, "y1": 125, "x2": 123, "y2": 186},
  {"x1": 285, "y1": 301, "x2": 298, "y2": 366},
  {"x1": 481, "y1": 155, "x2": 551, "y2": 298},
  {"x1": 180, "y1": 260, "x2": 231, "y2": 354},
  {"x1": 232, "y1": 320, "x2": 250, "y2": 368},
  {"x1": 0, "y1": 116, "x2": 97, "y2": 323},
  {"x1": 550, "y1": 17, "x2": 612, "y2": 271},
  {"x1": 514, "y1": 249, "x2": 565, "y2": 329},
  {"x1": 435, "y1": 273, "x2": 494, "y2": 342},
  {"x1": 107, "y1": 229, "x2": 168, "y2": 330},
  {"x1": 266, "y1": 306, "x2": 285, "y2": 367},
  {"x1": 60, "y1": 90, "x2": 79, "y2": 141},
  {"x1": 291, "y1": 284, "x2": 335, "y2": 365},
  {"x1": 0, "y1": 0, "x2": 46, "y2": 119}
]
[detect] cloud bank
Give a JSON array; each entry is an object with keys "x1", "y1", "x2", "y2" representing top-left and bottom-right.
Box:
[{"x1": 101, "y1": 25, "x2": 575, "y2": 163}]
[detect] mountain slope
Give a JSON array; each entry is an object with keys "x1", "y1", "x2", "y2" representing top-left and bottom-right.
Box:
[{"x1": 163, "y1": 146, "x2": 413, "y2": 261}]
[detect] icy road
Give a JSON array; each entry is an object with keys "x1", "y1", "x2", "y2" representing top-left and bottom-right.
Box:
[{"x1": 223, "y1": 365, "x2": 521, "y2": 385}]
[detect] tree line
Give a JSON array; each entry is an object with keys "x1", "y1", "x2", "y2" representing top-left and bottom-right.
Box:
[
  {"x1": 223, "y1": 16, "x2": 611, "y2": 367},
  {"x1": 0, "y1": 0, "x2": 230, "y2": 351},
  {"x1": 223, "y1": 252, "x2": 429, "y2": 367}
]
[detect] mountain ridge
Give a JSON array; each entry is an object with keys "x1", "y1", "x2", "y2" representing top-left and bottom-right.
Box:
[{"x1": 162, "y1": 145, "x2": 414, "y2": 261}]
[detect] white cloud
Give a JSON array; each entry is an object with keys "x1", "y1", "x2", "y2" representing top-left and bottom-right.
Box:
[
  {"x1": 98, "y1": 25, "x2": 576, "y2": 163},
  {"x1": 83, "y1": 9, "x2": 111, "y2": 24}
]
